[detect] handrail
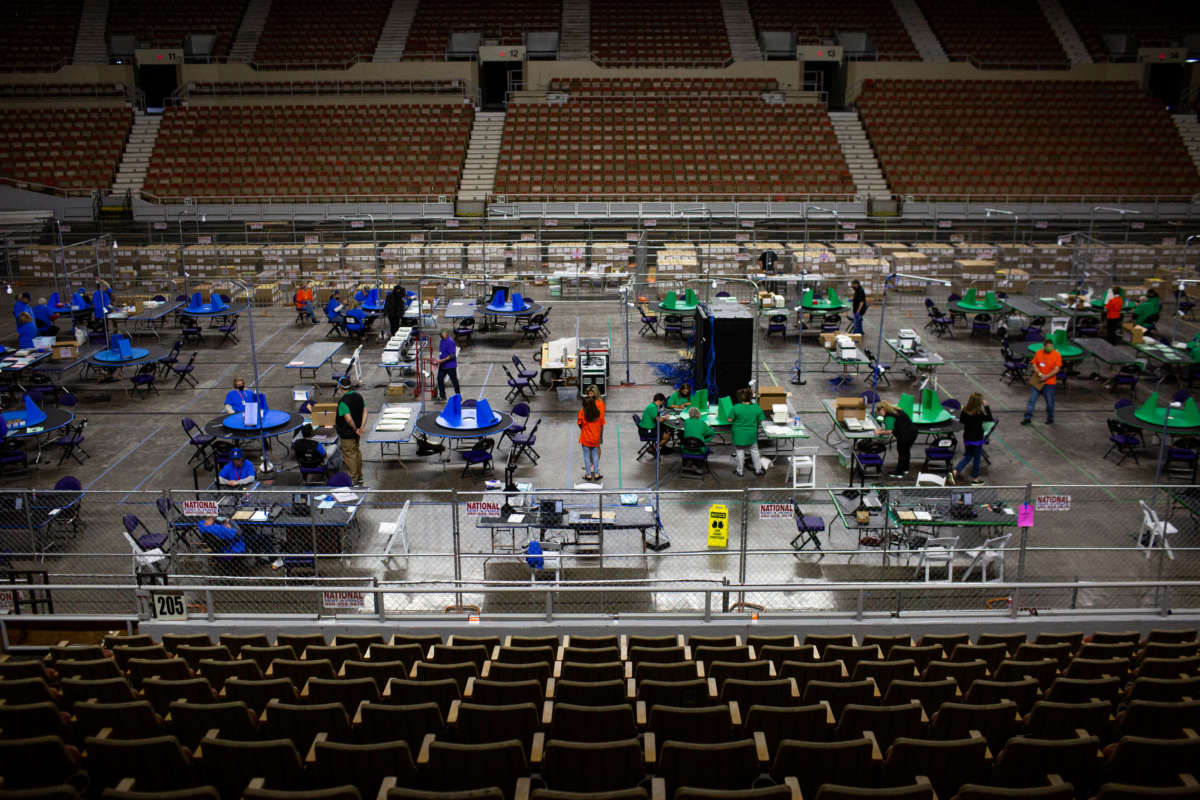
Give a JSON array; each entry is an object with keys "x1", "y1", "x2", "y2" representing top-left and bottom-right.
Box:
[
  {"x1": 0, "y1": 176, "x2": 100, "y2": 198},
  {"x1": 138, "y1": 190, "x2": 452, "y2": 205}
]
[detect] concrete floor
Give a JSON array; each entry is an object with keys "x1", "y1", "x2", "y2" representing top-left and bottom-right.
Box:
[{"x1": 2, "y1": 285, "x2": 1198, "y2": 617}]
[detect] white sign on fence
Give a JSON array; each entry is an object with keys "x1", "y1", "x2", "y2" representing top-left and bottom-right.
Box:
[
  {"x1": 151, "y1": 592, "x2": 188, "y2": 620},
  {"x1": 759, "y1": 503, "x2": 793, "y2": 519},
  {"x1": 1035, "y1": 495, "x2": 1071, "y2": 511},
  {"x1": 465, "y1": 501, "x2": 502, "y2": 517},
  {"x1": 322, "y1": 591, "x2": 366, "y2": 610},
  {"x1": 182, "y1": 500, "x2": 220, "y2": 517}
]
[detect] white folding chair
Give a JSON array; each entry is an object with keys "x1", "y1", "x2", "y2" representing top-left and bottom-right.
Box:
[
  {"x1": 915, "y1": 536, "x2": 958, "y2": 582},
  {"x1": 380, "y1": 499, "x2": 411, "y2": 571},
  {"x1": 790, "y1": 446, "x2": 819, "y2": 490},
  {"x1": 1050, "y1": 317, "x2": 1070, "y2": 335},
  {"x1": 1138, "y1": 500, "x2": 1177, "y2": 559},
  {"x1": 123, "y1": 530, "x2": 168, "y2": 585},
  {"x1": 915, "y1": 472, "x2": 946, "y2": 487},
  {"x1": 961, "y1": 533, "x2": 1012, "y2": 582}
]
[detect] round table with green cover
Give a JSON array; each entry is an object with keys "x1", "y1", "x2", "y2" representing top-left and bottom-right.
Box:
[{"x1": 1026, "y1": 341, "x2": 1084, "y2": 360}]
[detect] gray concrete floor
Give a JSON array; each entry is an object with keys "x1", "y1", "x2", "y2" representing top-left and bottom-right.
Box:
[{"x1": 2, "y1": 287, "x2": 1198, "y2": 616}]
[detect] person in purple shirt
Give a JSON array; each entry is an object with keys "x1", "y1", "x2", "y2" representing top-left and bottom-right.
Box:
[{"x1": 435, "y1": 329, "x2": 460, "y2": 401}]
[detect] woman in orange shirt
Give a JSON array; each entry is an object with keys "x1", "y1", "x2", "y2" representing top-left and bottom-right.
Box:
[{"x1": 578, "y1": 389, "x2": 606, "y2": 482}]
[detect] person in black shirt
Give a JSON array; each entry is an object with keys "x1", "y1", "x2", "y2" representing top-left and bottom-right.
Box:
[
  {"x1": 953, "y1": 392, "x2": 993, "y2": 485},
  {"x1": 851, "y1": 280, "x2": 868, "y2": 334},
  {"x1": 335, "y1": 381, "x2": 367, "y2": 486},
  {"x1": 877, "y1": 400, "x2": 917, "y2": 478},
  {"x1": 384, "y1": 284, "x2": 407, "y2": 337}
]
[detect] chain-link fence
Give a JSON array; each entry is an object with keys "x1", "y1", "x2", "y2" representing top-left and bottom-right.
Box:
[{"x1": 0, "y1": 484, "x2": 1197, "y2": 622}]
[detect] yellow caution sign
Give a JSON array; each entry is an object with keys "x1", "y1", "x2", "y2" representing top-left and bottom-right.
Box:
[{"x1": 707, "y1": 503, "x2": 729, "y2": 548}]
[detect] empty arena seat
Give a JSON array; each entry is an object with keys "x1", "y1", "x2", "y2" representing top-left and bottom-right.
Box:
[
  {"x1": 916, "y1": 0, "x2": 1068, "y2": 67},
  {"x1": 857, "y1": 79, "x2": 1200, "y2": 199},
  {"x1": 747, "y1": 0, "x2": 919, "y2": 60},
  {"x1": 0, "y1": 1, "x2": 82, "y2": 70},
  {"x1": 0, "y1": 107, "x2": 132, "y2": 191},
  {"x1": 590, "y1": 0, "x2": 730, "y2": 66},
  {"x1": 1059, "y1": 0, "x2": 1200, "y2": 62},
  {"x1": 495, "y1": 93, "x2": 854, "y2": 200},
  {"x1": 403, "y1": 0, "x2": 562, "y2": 60},
  {"x1": 142, "y1": 103, "x2": 472, "y2": 199},
  {"x1": 253, "y1": 0, "x2": 392, "y2": 66},
  {"x1": 106, "y1": 0, "x2": 248, "y2": 59}
]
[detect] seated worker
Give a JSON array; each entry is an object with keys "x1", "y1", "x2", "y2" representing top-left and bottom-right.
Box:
[
  {"x1": 325, "y1": 290, "x2": 345, "y2": 322},
  {"x1": 681, "y1": 406, "x2": 714, "y2": 451},
  {"x1": 16, "y1": 312, "x2": 37, "y2": 349},
  {"x1": 32, "y1": 298, "x2": 60, "y2": 338},
  {"x1": 223, "y1": 376, "x2": 255, "y2": 415},
  {"x1": 639, "y1": 393, "x2": 671, "y2": 449},
  {"x1": 294, "y1": 282, "x2": 317, "y2": 324},
  {"x1": 12, "y1": 292, "x2": 32, "y2": 320},
  {"x1": 343, "y1": 306, "x2": 367, "y2": 335},
  {"x1": 667, "y1": 383, "x2": 693, "y2": 410},
  {"x1": 1132, "y1": 288, "x2": 1161, "y2": 327},
  {"x1": 293, "y1": 422, "x2": 341, "y2": 470},
  {"x1": 198, "y1": 515, "x2": 245, "y2": 555},
  {"x1": 218, "y1": 448, "x2": 256, "y2": 488},
  {"x1": 70, "y1": 289, "x2": 87, "y2": 309}
]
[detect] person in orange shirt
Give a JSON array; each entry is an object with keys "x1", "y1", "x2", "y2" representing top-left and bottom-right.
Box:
[
  {"x1": 578, "y1": 390, "x2": 606, "y2": 482},
  {"x1": 294, "y1": 282, "x2": 317, "y2": 325},
  {"x1": 1105, "y1": 286, "x2": 1124, "y2": 344},
  {"x1": 1022, "y1": 339, "x2": 1062, "y2": 425}
]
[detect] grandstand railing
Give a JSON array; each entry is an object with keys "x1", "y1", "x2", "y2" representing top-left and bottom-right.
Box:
[
  {"x1": 590, "y1": 55, "x2": 738, "y2": 69},
  {"x1": 177, "y1": 79, "x2": 468, "y2": 100},
  {"x1": 138, "y1": 191, "x2": 454, "y2": 206},
  {"x1": 0, "y1": 176, "x2": 99, "y2": 198}
]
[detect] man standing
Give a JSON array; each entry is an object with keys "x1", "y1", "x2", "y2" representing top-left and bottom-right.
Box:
[
  {"x1": 1022, "y1": 339, "x2": 1061, "y2": 426},
  {"x1": 336, "y1": 379, "x2": 367, "y2": 486},
  {"x1": 1105, "y1": 286, "x2": 1124, "y2": 344},
  {"x1": 384, "y1": 284, "x2": 407, "y2": 337},
  {"x1": 435, "y1": 329, "x2": 460, "y2": 401},
  {"x1": 851, "y1": 280, "x2": 868, "y2": 335}
]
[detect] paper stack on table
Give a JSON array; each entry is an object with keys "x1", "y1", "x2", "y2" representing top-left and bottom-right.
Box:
[{"x1": 376, "y1": 404, "x2": 413, "y2": 431}]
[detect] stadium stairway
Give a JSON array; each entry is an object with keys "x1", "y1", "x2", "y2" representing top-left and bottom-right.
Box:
[
  {"x1": 230, "y1": 0, "x2": 272, "y2": 62},
  {"x1": 829, "y1": 110, "x2": 891, "y2": 202},
  {"x1": 1174, "y1": 113, "x2": 1200, "y2": 177},
  {"x1": 112, "y1": 112, "x2": 161, "y2": 199},
  {"x1": 374, "y1": 0, "x2": 419, "y2": 61},
  {"x1": 1037, "y1": 0, "x2": 1092, "y2": 65},
  {"x1": 559, "y1": 0, "x2": 591, "y2": 60},
  {"x1": 73, "y1": 0, "x2": 109, "y2": 65},
  {"x1": 721, "y1": 0, "x2": 762, "y2": 61},
  {"x1": 457, "y1": 110, "x2": 505, "y2": 214},
  {"x1": 891, "y1": 0, "x2": 947, "y2": 61}
]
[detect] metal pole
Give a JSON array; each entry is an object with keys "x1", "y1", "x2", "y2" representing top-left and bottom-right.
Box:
[
  {"x1": 1017, "y1": 483, "x2": 1032, "y2": 580},
  {"x1": 792, "y1": 270, "x2": 807, "y2": 386}
]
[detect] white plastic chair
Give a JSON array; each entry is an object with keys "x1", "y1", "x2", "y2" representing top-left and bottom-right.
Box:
[
  {"x1": 1138, "y1": 500, "x2": 1177, "y2": 559},
  {"x1": 961, "y1": 533, "x2": 1012, "y2": 582},
  {"x1": 1050, "y1": 317, "x2": 1070, "y2": 335},
  {"x1": 790, "y1": 446, "x2": 819, "y2": 490},
  {"x1": 915, "y1": 536, "x2": 958, "y2": 581},
  {"x1": 123, "y1": 530, "x2": 168, "y2": 585},
  {"x1": 915, "y1": 472, "x2": 946, "y2": 487}
]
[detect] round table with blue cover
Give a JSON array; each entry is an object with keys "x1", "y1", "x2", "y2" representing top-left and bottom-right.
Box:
[
  {"x1": 180, "y1": 302, "x2": 249, "y2": 319},
  {"x1": 3, "y1": 407, "x2": 75, "y2": 464},
  {"x1": 204, "y1": 411, "x2": 306, "y2": 443},
  {"x1": 414, "y1": 410, "x2": 514, "y2": 441},
  {"x1": 86, "y1": 345, "x2": 169, "y2": 379},
  {"x1": 480, "y1": 302, "x2": 543, "y2": 332}
]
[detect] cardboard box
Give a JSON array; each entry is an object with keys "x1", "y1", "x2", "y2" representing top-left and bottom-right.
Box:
[
  {"x1": 311, "y1": 403, "x2": 339, "y2": 428},
  {"x1": 1123, "y1": 322, "x2": 1147, "y2": 345},
  {"x1": 758, "y1": 385, "x2": 787, "y2": 412},
  {"x1": 51, "y1": 341, "x2": 78, "y2": 361},
  {"x1": 820, "y1": 332, "x2": 862, "y2": 350},
  {"x1": 386, "y1": 383, "x2": 413, "y2": 398},
  {"x1": 835, "y1": 397, "x2": 866, "y2": 422}
]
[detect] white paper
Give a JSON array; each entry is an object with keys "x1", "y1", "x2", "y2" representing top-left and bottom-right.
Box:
[
  {"x1": 507, "y1": 514, "x2": 526, "y2": 524},
  {"x1": 332, "y1": 491, "x2": 359, "y2": 503},
  {"x1": 250, "y1": 509, "x2": 268, "y2": 522}
]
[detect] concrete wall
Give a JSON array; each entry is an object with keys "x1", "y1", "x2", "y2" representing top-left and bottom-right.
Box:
[
  {"x1": 844, "y1": 61, "x2": 1146, "y2": 103},
  {"x1": 0, "y1": 65, "x2": 136, "y2": 86},
  {"x1": 181, "y1": 61, "x2": 476, "y2": 87}
]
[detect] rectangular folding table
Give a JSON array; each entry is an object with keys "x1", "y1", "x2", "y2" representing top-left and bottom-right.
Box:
[{"x1": 285, "y1": 342, "x2": 343, "y2": 381}]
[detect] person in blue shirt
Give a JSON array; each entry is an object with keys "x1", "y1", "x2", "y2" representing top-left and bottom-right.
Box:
[
  {"x1": 218, "y1": 448, "x2": 256, "y2": 488},
  {"x1": 435, "y1": 329, "x2": 460, "y2": 400},
  {"x1": 344, "y1": 306, "x2": 366, "y2": 335},
  {"x1": 12, "y1": 292, "x2": 32, "y2": 320},
  {"x1": 16, "y1": 312, "x2": 37, "y2": 349},
  {"x1": 32, "y1": 298, "x2": 60, "y2": 338},
  {"x1": 326, "y1": 291, "x2": 345, "y2": 321},
  {"x1": 198, "y1": 515, "x2": 246, "y2": 554},
  {"x1": 70, "y1": 289, "x2": 87, "y2": 309},
  {"x1": 293, "y1": 422, "x2": 341, "y2": 470},
  {"x1": 223, "y1": 377, "x2": 255, "y2": 415},
  {"x1": 92, "y1": 283, "x2": 111, "y2": 321}
]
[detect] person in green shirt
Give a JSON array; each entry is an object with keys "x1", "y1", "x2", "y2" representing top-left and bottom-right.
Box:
[
  {"x1": 667, "y1": 384, "x2": 693, "y2": 410},
  {"x1": 681, "y1": 406, "x2": 714, "y2": 453},
  {"x1": 1132, "y1": 288, "x2": 1161, "y2": 327},
  {"x1": 640, "y1": 393, "x2": 670, "y2": 449},
  {"x1": 729, "y1": 387, "x2": 766, "y2": 476}
]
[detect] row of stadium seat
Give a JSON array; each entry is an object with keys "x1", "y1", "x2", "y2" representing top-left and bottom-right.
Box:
[
  {"x1": 253, "y1": 0, "x2": 392, "y2": 65},
  {"x1": 917, "y1": 0, "x2": 1068, "y2": 66},
  {"x1": 0, "y1": 107, "x2": 131, "y2": 191},
  {"x1": 1060, "y1": 0, "x2": 1200, "y2": 61}
]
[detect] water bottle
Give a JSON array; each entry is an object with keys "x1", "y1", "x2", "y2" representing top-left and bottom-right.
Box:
[{"x1": 793, "y1": 413, "x2": 801, "y2": 430}]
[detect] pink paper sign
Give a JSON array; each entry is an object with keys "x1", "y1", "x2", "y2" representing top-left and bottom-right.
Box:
[{"x1": 1017, "y1": 504, "x2": 1034, "y2": 527}]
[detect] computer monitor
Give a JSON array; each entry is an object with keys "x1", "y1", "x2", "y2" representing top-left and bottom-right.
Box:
[
  {"x1": 951, "y1": 490, "x2": 972, "y2": 506},
  {"x1": 540, "y1": 498, "x2": 564, "y2": 519}
]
